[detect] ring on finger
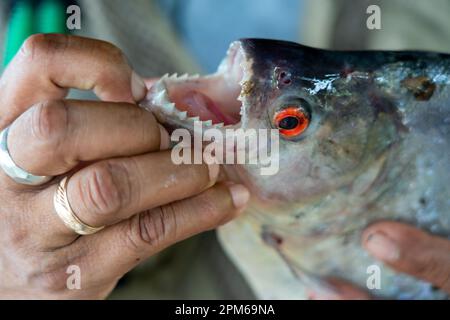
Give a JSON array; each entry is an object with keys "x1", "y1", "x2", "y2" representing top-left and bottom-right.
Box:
[
  {"x1": 53, "y1": 175, "x2": 105, "y2": 235},
  {"x1": 0, "y1": 126, "x2": 53, "y2": 185}
]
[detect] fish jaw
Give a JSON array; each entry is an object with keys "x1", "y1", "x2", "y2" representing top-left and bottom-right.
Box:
[{"x1": 140, "y1": 40, "x2": 254, "y2": 134}]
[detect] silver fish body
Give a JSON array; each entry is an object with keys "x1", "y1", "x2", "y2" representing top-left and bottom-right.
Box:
[{"x1": 142, "y1": 39, "x2": 450, "y2": 299}]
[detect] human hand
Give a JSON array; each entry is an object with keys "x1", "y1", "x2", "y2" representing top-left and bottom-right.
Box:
[
  {"x1": 0, "y1": 34, "x2": 249, "y2": 299},
  {"x1": 308, "y1": 221, "x2": 450, "y2": 299}
]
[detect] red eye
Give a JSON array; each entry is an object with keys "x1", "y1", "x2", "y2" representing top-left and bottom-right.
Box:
[{"x1": 274, "y1": 106, "x2": 310, "y2": 137}]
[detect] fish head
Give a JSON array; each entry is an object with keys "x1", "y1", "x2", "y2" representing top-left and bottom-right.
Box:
[{"x1": 142, "y1": 39, "x2": 403, "y2": 210}]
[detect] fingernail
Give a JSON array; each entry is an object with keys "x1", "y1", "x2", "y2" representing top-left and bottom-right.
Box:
[
  {"x1": 158, "y1": 124, "x2": 170, "y2": 150},
  {"x1": 131, "y1": 71, "x2": 147, "y2": 102},
  {"x1": 208, "y1": 162, "x2": 220, "y2": 183},
  {"x1": 365, "y1": 232, "x2": 400, "y2": 262},
  {"x1": 228, "y1": 184, "x2": 250, "y2": 209}
]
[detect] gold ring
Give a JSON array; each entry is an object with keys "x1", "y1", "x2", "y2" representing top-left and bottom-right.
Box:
[{"x1": 53, "y1": 176, "x2": 105, "y2": 235}]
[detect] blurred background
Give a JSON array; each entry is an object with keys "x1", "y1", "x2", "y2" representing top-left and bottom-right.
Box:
[
  {"x1": 1, "y1": 0, "x2": 450, "y2": 74},
  {"x1": 0, "y1": 0, "x2": 449, "y2": 299}
]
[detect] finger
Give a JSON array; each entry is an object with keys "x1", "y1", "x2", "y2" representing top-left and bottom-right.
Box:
[
  {"x1": 75, "y1": 182, "x2": 249, "y2": 285},
  {"x1": 4, "y1": 99, "x2": 169, "y2": 179},
  {"x1": 307, "y1": 278, "x2": 372, "y2": 300},
  {"x1": 34, "y1": 151, "x2": 221, "y2": 245},
  {"x1": 0, "y1": 34, "x2": 146, "y2": 127},
  {"x1": 362, "y1": 221, "x2": 450, "y2": 294}
]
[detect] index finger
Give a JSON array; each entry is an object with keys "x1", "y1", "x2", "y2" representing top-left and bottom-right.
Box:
[{"x1": 0, "y1": 34, "x2": 146, "y2": 127}]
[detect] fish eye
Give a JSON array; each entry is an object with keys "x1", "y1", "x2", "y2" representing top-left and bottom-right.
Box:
[{"x1": 274, "y1": 105, "x2": 310, "y2": 138}]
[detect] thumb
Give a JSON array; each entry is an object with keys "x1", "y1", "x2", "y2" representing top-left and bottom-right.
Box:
[{"x1": 362, "y1": 221, "x2": 450, "y2": 294}]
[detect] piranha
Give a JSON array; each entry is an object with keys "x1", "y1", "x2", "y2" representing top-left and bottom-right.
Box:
[{"x1": 141, "y1": 39, "x2": 450, "y2": 299}]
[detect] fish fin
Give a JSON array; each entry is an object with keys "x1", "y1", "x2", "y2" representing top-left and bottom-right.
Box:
[{"x1": 261, "y1": 227, "x2": 338, "y2": 297}]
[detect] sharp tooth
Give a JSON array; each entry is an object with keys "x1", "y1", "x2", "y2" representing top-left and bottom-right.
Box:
[
  {"x1": 163, "y1": 103, "x2": 175, "y2": 114},
  {"x1": 178, "y1": 73, "x2": 189, "y2": 80},
  {"x1": 169, "y1": 73, "x2": 178, "y2": 80},
  {"x1": 158, "y1": 73, "x2": 169, "y2": 83},
  {"x1": 189, "y1": 74, "x2": 200, "y2": 79},
  {"x1": 188, "y1": 116, "x2": 200, "y2": 123},
  {"x1": 203, "y1": 120, "x2": 213, "y2": 127},
  {"x1": 154, "y1": 89, "x2": 168, "y2": 104},
  {"x1": 155, "y1": 90, "x2": 166, "y2": 100},
  {"x1": 177, "y1": 111, "x2": 187, "y2": 120}
]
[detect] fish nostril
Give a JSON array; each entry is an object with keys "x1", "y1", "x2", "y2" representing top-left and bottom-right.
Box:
[
  {"x1": 280, "y1": 72, "x2": 292, "y2": 84},
  {"x1": 282, "y1": 78, "x2": 292, "y2": 85},
  {"x1": 275, "y1": 68, "x2": 292, "y2": 87}
]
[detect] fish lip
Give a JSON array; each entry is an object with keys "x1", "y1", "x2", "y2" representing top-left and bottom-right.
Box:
[{"x1": 140, "y1": 40, "x2": 253, "y2": 132}]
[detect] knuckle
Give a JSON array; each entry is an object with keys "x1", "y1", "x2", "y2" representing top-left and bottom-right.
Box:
[
  {"x1": 5, "y1": 227, "x2": 28, "y2": 248},
  {"x1": 125, "y1": 206, "x2": 176, "y2": 252},
  {"x1": 20, "y1": 34, "x2": 47, "y2": 59},
  {"x1": 14, "y1": 252, "x2": 68, "y2": 292},
  {"x1": 31, "y1": 269, "x2": 68, "y2": 292},
  {"x1": 29, "y1": 259, "x2": 71, "y2": 292},
  {"x1": 2, "y1": 203, "x2": 35, "y2": 248},
  {"x1": 78, "y1": 161, "x2": 126, "y2": 216},
  {"x1": 20, "y1": 33, "x2": 69, "y2": 61},
  {"x1": 30, "y1": 100, "x2": 69, "y2": 145}
]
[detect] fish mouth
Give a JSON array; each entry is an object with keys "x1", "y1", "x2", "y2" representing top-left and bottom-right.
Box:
[{"x1": 141, "y1": 41, "x2": 252, "y2": 130}]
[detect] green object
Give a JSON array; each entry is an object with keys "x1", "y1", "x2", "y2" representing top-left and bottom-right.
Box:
[
  {"x1": 2, "y1": 0, "x2": 68, "y2": 68},
  {"x1": 35, "y1": 0, "x2": 66, "y2": 34},
  {"x1": 3, "y1": 0, "x2": 34, "y2": 67}
]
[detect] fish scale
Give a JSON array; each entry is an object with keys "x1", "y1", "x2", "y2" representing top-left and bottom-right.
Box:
[{"x1": 141, "y1": 39, "x2": 450, "y2": 299}]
